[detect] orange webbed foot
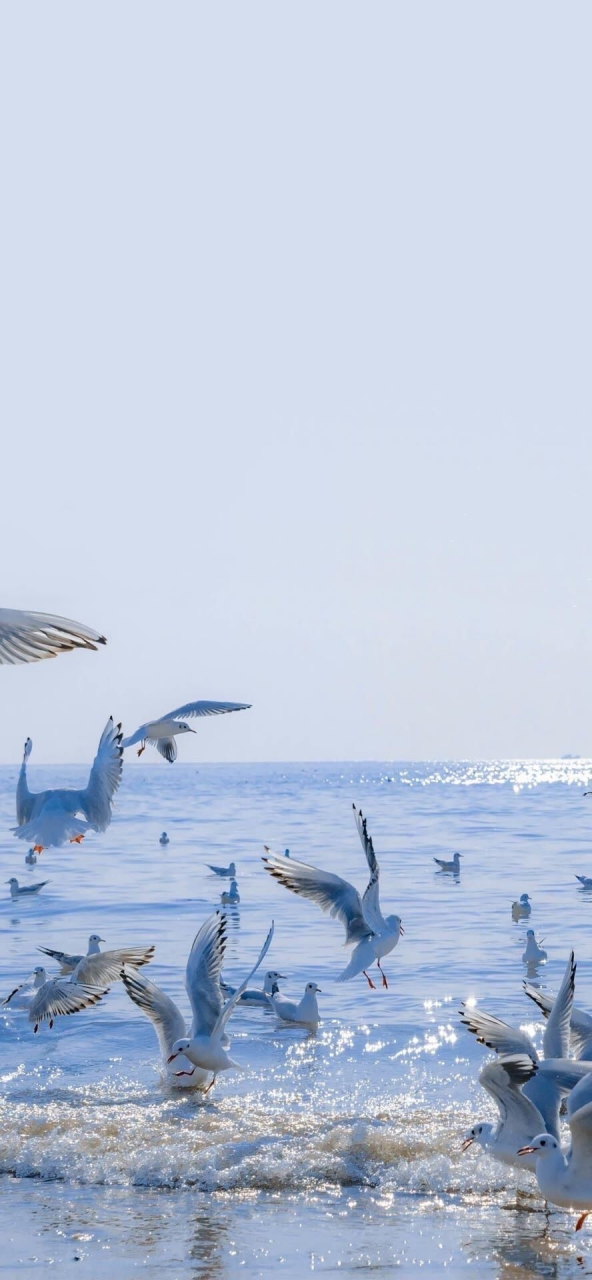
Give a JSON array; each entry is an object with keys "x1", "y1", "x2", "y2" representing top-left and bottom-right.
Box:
[
  {"x1": 69, "y1": 835, "x2": 85, "y2": 844},
  {"x1": 576, "y1": 1213, "x2": 589, "y2": 1232}
]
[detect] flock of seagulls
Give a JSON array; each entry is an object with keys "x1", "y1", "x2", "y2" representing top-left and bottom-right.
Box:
[{"x1": 6, "y1": 604, "x2": 592, "y2": 1234}]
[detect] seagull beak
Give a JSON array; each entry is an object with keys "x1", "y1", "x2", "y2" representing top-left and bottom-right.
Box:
[
  {"x1": 167, "y1": 1052, "x2": 179, "y2": 1064},
  {"x1": 460, "y1": 1137, "x2": 474, "y2": 1151},
  {"x1": 517, "y1": 1145, "x2": 536, "y2": 1156},
  {"x1": 399, "y1": 925, "x2": 405, "y2": 934},
  {"x1": 190, "y1": 728, "x2": 196, "y2": 733},
  {"x1": 277, "y1": 974, "x2": 287, "y2": 979}
]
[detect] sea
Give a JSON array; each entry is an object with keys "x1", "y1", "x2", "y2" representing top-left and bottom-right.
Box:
[{"x1": 2, "y1": 759, "x2": 592, "y2": 1279}]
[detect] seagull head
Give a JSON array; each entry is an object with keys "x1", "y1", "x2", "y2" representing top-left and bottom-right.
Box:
[
  {"x1": 6, "y1": 878, "x2": 18, "y2": 887},
  {"x1": 526, "y1": 929, "x2": 535, "y2": 939},
  {"x1": 517, "y1": 1134, "x2": 559, "y2": 1159},
  {"x1": 33, "y1": 965, "x2": 45, "y2": 977},
  {"x1": 175, "y1": 722, "x2": 195, "y2": 736},
  {"x1": 386, "y1": 913, "x2": 404, "y2": 935},
  {"x1": 167, "y1": 1037, "x2": 192, "y2": 1063},
  {"x1": 305, "y1": 982, "x2": 322, "y2": 994},
  {"x1": 461, "y1": 1122, "x2": 491, "y2": 1151},
  {"x1": 520, "y1": 894, "x2": 530, "y2": 903}
]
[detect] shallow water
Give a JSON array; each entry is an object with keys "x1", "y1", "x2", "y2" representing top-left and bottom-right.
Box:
[{"x1": 2, "y1": 760, "x2": 592, "y2": 1277}]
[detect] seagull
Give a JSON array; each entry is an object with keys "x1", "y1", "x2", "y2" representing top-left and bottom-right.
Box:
[
  {"x1": 0, "y1": 607, "x2": 106, "y2": 665},
  {"x1": 38, "y1": 933, "x2": 105, "y2": 974},
  {"x1": 518, "y1": 1101, "x2": 592, "y2": 1231},
  {"x1": 434, "y1": 852, "x2": 462, "y2": 872},
  {"x1": 159, "y1": 832, "x2": 169, "y2": 846},
  {"x1": 262, "y1": 804, "x2": 403, "y2": 989},
  {"x1": 2, "y1": 965, "x2": 50, "y2": 1009},
  {"x1": 511, "y1": 893, "x2": 532, "y2": 920},
  {"x1": 27, "y1": 974, "x2": 109, "y2": 1033},
  {"x1": 221, "y1": 879, "x2": 240, "y2": 905},
  {"x1": 122, "y1": 700, "x2": 251, "y2": 763},
  {"x1": 524, "y1": 978, "x2": 592, "y2": 1060},
  {"x1": 461, "y1": 1055, "x2": 547, "y2": 1171},
  {"x1": 38, "y1": 935, "x2": 154, "y2": 984},
  {"x1": 270, "y1": 981, "x2": 321, "y2": 1030},
  {"x1": 208, "y1": 861, "x2": 236, "y2": 877},
  {"x1": 460, "y1": 953, "x2": 582, "y2": 1139},
  {"x1": 13, "y1": 718, "x2": 123, "y2": 851},
  {"x1": 575, "y1": 875, "x2": 592, "y2": 890},
  {"x1": 7, "y1": 877, "x2": 48, "y2": 899},
  {"x1": 122, "y1": 968, "x2": 211, "y2": 1092},
  {"x1": 166, "y1": 913, "x2": 274, "y2": 1091},
  {"x1": 220, "y1": 969, "x2": 287, "y2": 1007},
  {"x1": 523, "y1": 929, "x2": 547, "y2": 965},
  {"x1": 24, "y1": 849, "x2": 37, "y2": 865}
]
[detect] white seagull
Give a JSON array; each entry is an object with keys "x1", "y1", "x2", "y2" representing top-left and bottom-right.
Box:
[
  {"x1": 221, "y1": 879, "x2": 240, "y2": 905},
  {"x1": 434, "y1": 852, "x2": 462, "y2": 872},
  {"x1": 13, "y1": 718, "x2": 123, "y2": 852},
  {"x1": 122, "y1": 700, "x2": 251, "y2": 763},
  {"x1": 38, "y1": 935, "x2": 154, "y2": 984},
  {"x1": 7, "y1": 877, "x2": 48, "y2": 899},
  {"x1": 461, "y1": 1055, "x2": 547, "y2": 1172},
  {"x1": 262, "y1": 805, "x2": 403, "y2": 989},
  {"x1": 28, "y1": 974, "x2": 109, "y2": 1033},
  {"x1": 0, "y1": 607, "x2": 106, "y2": 665},
  {"x1": 166, "y1": 913, "x2": 274, "y2": 1091},
  {"x1": 575, "y1": 875, "x2": 592, "y2": 890},
  {"x1": 270, "y1": 981, "x2": 321, "y2": 1030},
  {"x1": 24, "y1": 849, "x2": 37, "y2": 865},
  {"x1": 511, "y1": 893, "x2": 532, "y2": 919},
  {"x1": 460, "y1": 953, "x2": 584, "y2": 1140},
  {"x1": 208, "y1": 861, "x2": 236, "y2": 878},
  {"x1": 2, "y1": 965, "x2": 50, "y2": 1009},
  {"x1": 518, "y1": 1101, "x2": 592, "y2": 1232},
  {"x1": 220, "y1": 969, "x2": 287, "y2": 1007},
  {"x1": 523, "y1": 929, "x2": 547, "y2": 965}
]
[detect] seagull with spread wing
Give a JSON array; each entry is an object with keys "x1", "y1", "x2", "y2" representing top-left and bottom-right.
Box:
[
  {"x1": 13, "y1": 718, "x2": 123, "y2": 852},
  {"x1": 0, "y1": 607, "x2": 106, "y2": 664},
  {"x1": 121, "y1": 700, "x2": 251, "y2": 762},
  {"x1": 263, "y1": 804, "x2": 404, "y2": 989}
]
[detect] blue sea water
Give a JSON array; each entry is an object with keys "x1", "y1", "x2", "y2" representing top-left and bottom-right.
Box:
[{"x1": 2, "y1": 759, "x2": 592, "y2": 1278}]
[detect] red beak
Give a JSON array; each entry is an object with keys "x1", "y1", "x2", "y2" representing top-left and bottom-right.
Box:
[
  {"x1": 517, "y1": 1146, "x2": 536, "y2": 1156},
  {"x1": 460, "y1": 1137, "x2": 474, "y2": 1151},
  {"x1": 166, "y1": 1053, "x2": 178, "y2": 1064}
]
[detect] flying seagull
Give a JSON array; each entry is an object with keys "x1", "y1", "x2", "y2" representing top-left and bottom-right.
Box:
[
  {"x1": 122, "y1": 700, "x2": 251, "y2": 762},
  {"x1": 263, "y1": 804, "x2": 404, "y2": 989},
  {"x1": 13, "y1": 719, "x2": 123, "y2": 852},
  {"x1": 0, "y1": 607, "x2": 105, "y2": 664}
]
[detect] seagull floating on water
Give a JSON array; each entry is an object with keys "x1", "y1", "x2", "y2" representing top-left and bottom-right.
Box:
[
  {"x1": 270, "y1": 981, "x2": 321, "y2": 1030},
  {"x1": 575, "y1": 875, "x2": 592, "y2": 890},
  {"x1": 7, "y1": 877, "x2": 48, "y2": 899},
  {"x1": 263, "y1": 805, "x2": 403, "y2": 989},
  {"x1": 13, "y1": 719, "x2": 123, "y2": 852},
  {"x1": 0, "y1": 608, "x2": 106, "y2": 665},
  {"x1": 220, "y1": 969, "x2": 287, "y2": 1007},
  {"x1": 159, "y1": 832, "x2": 169, "y2": 846},
  {"x1": 434, "y1": 852, "x2": 462, "y2": 873},
  {"x1": 122, "y1": 700, "x2": 251, "y2": 763},
  {"x1": 523, "y1": 929, "x2": 547, "y2": 965},
  {"x1": 221, "y1": 879, "x2": 240, "y2": 905},
  {"x1": 166, "y1": 912, "x2": 274, "y2": 1091},
  {"x1": 208, "y1": 861, "x2": 236, "y2": 878},
  {"x1": 24, "y1": 849, "x2": 37, "y2": 865},
  {"x1": 511, "y1": 893, "x2": 531, "y2": 920}
]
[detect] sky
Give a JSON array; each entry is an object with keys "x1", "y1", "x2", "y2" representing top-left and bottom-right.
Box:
[{"x1": 0, "y1": 3, "x2": 591, "y2": 764}]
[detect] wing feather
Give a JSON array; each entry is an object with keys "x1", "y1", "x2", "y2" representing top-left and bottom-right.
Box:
[
  {"x1": 160, "y1": 700, "x2": 251, "y2": 720},
  {"x1": 185, "y1": 912, "x2": 227, "y2": 1038},
  {"x1": 122, "y1": 967, "x2": 187, "y2": 1058},
  {"x1": 262, "y1": 849, "x2": 370, "y2": 945},
  {"x1": 0, "y1": 608, "x2": 106, "y2": 665},
  {"x1": 79, "y1": 718, "x2": 123, "y2": 830}
]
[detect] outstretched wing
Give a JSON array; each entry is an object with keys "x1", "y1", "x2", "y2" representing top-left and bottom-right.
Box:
[
  {"x1": 159, "y1": 700, "x2": 251, "y2": 720},
  {"x1": 75, "y1": 945, "x2": 155, "y2": 985},
  {"x1": 79, "y1": 718, "x2": 123, "y2": 830},
  {"x1": 524, "y1": 981, "x2": 592, "y2": 1058},
  {"x1": 2, "y1": 970, "x2": 36, "y2": 1006},
  {"x1": 212, "y1": 923, "x2": 274, "y2": 1041},
  {"x1": 353, "y1": 805, "x2": 384, "y2": 933},
  {"x1": 122, "y1": 967, "x2": 187, "y2": 1058},
  {"x1": 28, "y1": 979, "x2": 107, "y2": 1027},
  {"x1": 0, "y1": 608, "x2": 106, "y2": 665},
  {"x1": 262, "y1": 848, "x2": 370, "y2": 945},
  {"x1": 121, "y1": 724, "x2": 148, "y2": 748},
  {"x1": 16, "y1": 739, "x2": 36, "y2": 825},
  {"x1": 185, "y1": 912, "x2": 227, "y2": 1038},
  {"x1": 459, "y1": 1003, "x2": 538, "y2": 1061},
  {"x1": 37, "y1": 946, "x2": 82, "y2": 974},
  {"x1": 479, "y1": 1054, "x2": 543, "y2": 1131},
  {"x1": 156, "y1": 738, "x2": 177, "y2": 763},
  {"x1": 542, "y1": 952, "x2": 575, "y2": 1060}
]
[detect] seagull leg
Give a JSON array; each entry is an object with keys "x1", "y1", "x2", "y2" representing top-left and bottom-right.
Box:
[
  {"x1": 377, "y1": 961, "x2": 388, "y2": 989},
  {"x1": 203, "y1": 1075, "x2": 217, "y2": 1095},
  {"x1": 137, "y1": 743, "x2": 145, "y2": 757},
  {"x1": 33, "y1": 1023, "x2": 39, "y2": 1033},
  {"x1": 49, "y1": 1019, "x2": 54, "y2": 1029},
  {"x1": 69, "y1": 835, "x2": 84, "y2": 845},
  {"x1": 576, "y1": 1213, "x2": 589, "y2": 1232},
  {"x1": 363, "y1": 970, "x2": 376, "y2": 989}
]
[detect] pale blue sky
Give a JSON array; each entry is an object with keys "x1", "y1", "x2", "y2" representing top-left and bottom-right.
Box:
[{"x1": 1, "y1": 3, "x2": 591, "y2": 763}]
